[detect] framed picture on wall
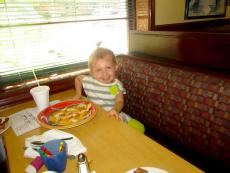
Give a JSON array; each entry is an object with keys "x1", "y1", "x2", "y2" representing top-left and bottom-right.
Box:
[{"x1": 185, "y1": 0, "x2": 227, "y2": 19}]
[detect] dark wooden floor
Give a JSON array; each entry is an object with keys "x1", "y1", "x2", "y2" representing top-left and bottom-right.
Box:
[{"x1": 145, "y1": 126, "x2": 230, "y2": 173}]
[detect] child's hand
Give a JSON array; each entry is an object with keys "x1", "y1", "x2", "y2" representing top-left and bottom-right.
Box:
[
  {"x1": 73, "y1": 94, "x2": 82, "y2": 100},
  {"x1": 108, "y1": 110, "x2": 123, "y2": 121}
]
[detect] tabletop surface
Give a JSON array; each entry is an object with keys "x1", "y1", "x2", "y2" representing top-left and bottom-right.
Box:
[{"x1": 1, "y1": 89, "x2": 204, "y2": 173}]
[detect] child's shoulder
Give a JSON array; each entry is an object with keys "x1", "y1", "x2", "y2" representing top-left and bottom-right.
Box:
[
  {"x1": 77, "y1": 75, "x2": 91, "y2": 81},
  {"x1": 81, "y1": 75, "x2": 96, "y2": 83},
  {"x1": 115, "y1": 79, "x2": 123, "y2": 86}
]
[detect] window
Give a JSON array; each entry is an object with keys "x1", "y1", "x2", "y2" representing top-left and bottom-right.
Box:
[{"x1": 0, "y1": 0, "x2": 134, "y2": 90}]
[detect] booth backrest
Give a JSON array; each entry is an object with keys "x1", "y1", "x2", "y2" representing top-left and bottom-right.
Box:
[{"x1": 117, "y1": 55, "x2": 230, "y2": 169}]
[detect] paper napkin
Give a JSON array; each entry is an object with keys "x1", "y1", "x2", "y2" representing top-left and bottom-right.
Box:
[{"x1": 24, "y1": 129, "x2": 86, "y2": 158}]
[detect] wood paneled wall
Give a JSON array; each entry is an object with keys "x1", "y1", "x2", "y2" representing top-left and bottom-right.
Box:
[{"x1": 129, "y1": 31, "x2": 230, "y2": 77}]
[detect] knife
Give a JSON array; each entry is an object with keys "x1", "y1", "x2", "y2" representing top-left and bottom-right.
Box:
[{"x1": 31, "y1": 137, "x2": 73, "y2": 146}]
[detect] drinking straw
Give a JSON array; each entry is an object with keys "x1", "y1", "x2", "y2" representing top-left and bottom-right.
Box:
[
  {"x1": 40, "y1": 146, "x2": 53, "y2": 157},
  {"x1": 32, "y1": 69, "x2": 40, "y2": 86}
]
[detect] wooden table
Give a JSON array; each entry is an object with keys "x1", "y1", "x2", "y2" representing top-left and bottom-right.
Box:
[{"x1": 1, "y1": 89, "x2": 204, "y2": 173}]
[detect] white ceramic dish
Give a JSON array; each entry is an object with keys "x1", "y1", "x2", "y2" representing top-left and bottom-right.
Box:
[{"x1": 126, "y1": 167, "x2": 168, "y2": 173}]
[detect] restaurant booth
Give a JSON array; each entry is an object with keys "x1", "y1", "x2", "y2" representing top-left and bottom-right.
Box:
[{"x1": 116, "y1": 31, "x2": 230, "y2": 172}]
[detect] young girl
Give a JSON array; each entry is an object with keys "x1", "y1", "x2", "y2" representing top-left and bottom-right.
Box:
[{"x1": 74, "y1": 47, "x2": 145, "y2": 132}]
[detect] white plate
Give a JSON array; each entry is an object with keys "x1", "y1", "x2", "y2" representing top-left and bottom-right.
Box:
[
  {"x1": 0, "y1": 117, "x2": 11, "y2": 134},
  {"x1": 126, "y1": 167, "x2": 168, "y2": 173}
]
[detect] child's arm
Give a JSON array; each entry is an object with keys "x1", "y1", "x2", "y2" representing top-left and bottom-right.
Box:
[
  {"x1": 112, "y1": 92, "x2": 124, "y2": 113},
  {"x1": 109, "y1": 92, "x2": 124, "y2": 121},
  {"x1": 73, "y1": 75, "x2": 84, "y2": 99}
]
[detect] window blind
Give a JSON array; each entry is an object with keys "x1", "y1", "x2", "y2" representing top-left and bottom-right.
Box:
[
  {"x1": 135, "y1": 0, "x2": 149, "y2": 31},
  {"x1": 0, "y1": 0, "x2": 134, "y2": 89}
]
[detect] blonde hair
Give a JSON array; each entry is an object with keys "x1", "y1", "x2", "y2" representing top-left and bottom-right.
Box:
[{"x1": 88, "y1": 47, "x2": 117, "y2": 70}]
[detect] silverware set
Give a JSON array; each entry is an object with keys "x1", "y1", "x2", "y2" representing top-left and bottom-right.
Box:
[{"x1": 24, "y1": 137, "x2": 76, "y2": 159}]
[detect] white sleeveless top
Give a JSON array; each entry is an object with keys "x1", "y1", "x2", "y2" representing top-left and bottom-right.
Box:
[{"x1": 82, "y1": 76, "x2": 125, "y2": 111}]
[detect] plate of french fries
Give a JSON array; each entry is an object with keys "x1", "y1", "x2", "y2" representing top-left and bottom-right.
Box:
[{"x1": 37, "y1": 100, "x2": 96, "y2": 129}]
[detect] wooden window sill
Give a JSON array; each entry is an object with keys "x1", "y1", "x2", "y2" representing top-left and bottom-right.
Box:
[{"x1": 0, "y1": 68, "x2": 89, "y2": 109}]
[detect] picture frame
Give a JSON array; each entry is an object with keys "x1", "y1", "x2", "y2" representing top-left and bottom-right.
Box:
[{"x1": 185, "y1": 0, "x2": 227, "y2": 19}]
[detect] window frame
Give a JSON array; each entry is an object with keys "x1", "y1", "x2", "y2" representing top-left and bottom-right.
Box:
[{"x1": 0, "y1": 0, "x2": 135, "y2": 108}]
